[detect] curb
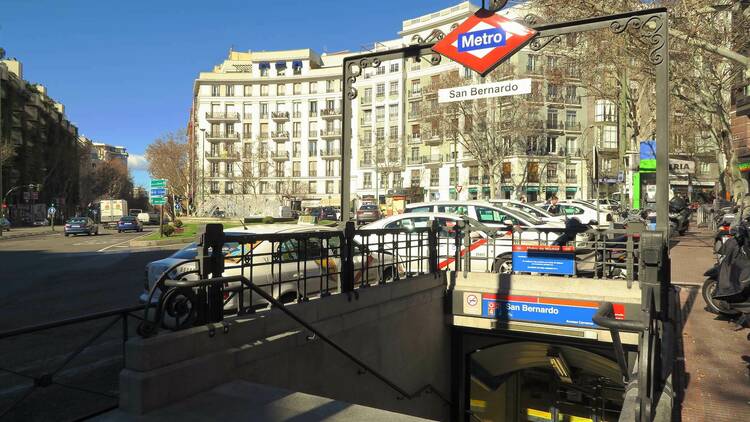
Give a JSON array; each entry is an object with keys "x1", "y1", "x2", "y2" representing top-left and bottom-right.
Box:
[
  {"x1": 0, "y1": 230, "x2": 59, "y2": 241},
  {"x1": 129, "y1": 237, "x2": 192, "y2": 247}
]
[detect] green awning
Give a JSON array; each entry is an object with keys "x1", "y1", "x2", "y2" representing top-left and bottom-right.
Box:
[
  {"x1": 502, "y1": 186, "x2": 514, "y2": 192},
  {"x1": 545, "y1": 186, "x2": 558, "y2": 192},
  {"x1": 526, "y1": 186, "x2": 539, "y2": 192},
  {"x1": 468, "y1": 187, "x2": 478, "y2": 193},
  {"x1": 640, "y1": 158, "x2": 656, "y2": 172},
  {"x1": 449, "y1": 188, "x2": 456, "y2": 193},
  {"x1": 482, "y1": 187, "x2": 491, "y2": 193},
  {"x1": 565, "y1": 187, "x2": 578, "y2": 192}
]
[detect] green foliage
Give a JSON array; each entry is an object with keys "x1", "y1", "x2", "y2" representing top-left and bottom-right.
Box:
[
  {"x1": 161, "y1": 224, "x2": 175, "y2": 237},
  {"x1": 262, "y1": 216, "x2": 275, "y2": 224},
  {"x1": 173, "y1": 219, "x2": 183, "y2": 228}
]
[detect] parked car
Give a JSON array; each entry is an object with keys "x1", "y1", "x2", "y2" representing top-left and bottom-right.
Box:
[
  {"x1": 359, "y1": 212, "x2": 515, "y2": 273},
  {"x1": 140, "y1": 225, "x2": 401, "y2": 310},
  {"x1": 0, "y1": 217, "x2": 11, "y2": 231},
  {"x1": 356, "y1": 204, "x2": 381, "y2": 225},
  {"x1": 404, "y1": 200, "x2": 564, "y2": 242},
  {"x1": 64, "y1": 217, "x2": 99, "y2": 236},
  {"x1": 537, "y1": 200, "x2": 614, "y2": 227},
  {"x1": 489, "y1": 199, "x2": 565, "y2": 223},
  {"x1": 308, "y1": 207, "x2": 338, "y2": 221},
  {"x1": 117, "y1": 216, "x2": 144, "y2": 233}
]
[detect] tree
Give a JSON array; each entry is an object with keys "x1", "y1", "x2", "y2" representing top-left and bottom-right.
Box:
[
  {"x1": 0, "y1": 143, "x2": 16, "y2": 167},
  {"x1": 90, "y1": 159, "x2": 133, "y2": 200},
  {"x1": 145, "y1": 129, "x2": 190, "y2": 215}
]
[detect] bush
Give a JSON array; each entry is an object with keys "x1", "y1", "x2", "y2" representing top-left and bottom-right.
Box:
[
  {"x1": 161, "y1": 224, "x2": 175, "y2": 237},
  {"x1": 173, "y1": 219, "x2": 183, "y2": 228},
  {"x1": 262, "y1": 216, "x2": 275, "y2": 224}
]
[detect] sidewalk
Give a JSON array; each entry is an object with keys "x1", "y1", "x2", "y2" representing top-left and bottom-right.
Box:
[
  {"x1": 0, "y1": 225, "x2": 59, "y2": 241},
  {"x1": 671, "y1": 227, "x2": 750, "y2": 421}
]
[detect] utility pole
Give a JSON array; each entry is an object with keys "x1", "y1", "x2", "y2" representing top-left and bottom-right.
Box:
[
  {"x1": 0, "y1": 65, "x2": 4, "y2": 237},
  {"x1": 200, "y1": 128, "x2": 206, "y2": 216}
]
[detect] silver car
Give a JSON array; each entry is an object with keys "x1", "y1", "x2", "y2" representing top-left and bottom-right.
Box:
[{"x1": 140, "y1": 225, "x2": 402, "y2": 310}]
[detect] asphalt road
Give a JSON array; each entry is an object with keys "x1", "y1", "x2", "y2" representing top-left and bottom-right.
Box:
[{"x1": 0, "y1": 226, "x2": 185, "y2": 421}]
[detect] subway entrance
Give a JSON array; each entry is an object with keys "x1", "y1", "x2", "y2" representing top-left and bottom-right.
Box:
[{"x1": 466, "y1": 340, "x2": 625, "y2": 422}]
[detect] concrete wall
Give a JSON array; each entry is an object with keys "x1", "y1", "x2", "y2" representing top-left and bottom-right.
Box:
[{"x1": 119, "y1": 273, "x2": 451, "y2": 420}]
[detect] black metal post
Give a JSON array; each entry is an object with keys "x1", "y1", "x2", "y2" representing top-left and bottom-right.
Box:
[
  {"x1": 428, "y1": 219, "x2": 439, "y2": 273},
  {"x1": 198, "y1": 223, "x2": 225, "y2": 323},
  {"x1": 341, "y1": 221, "x2": 355, "y2": 293}
]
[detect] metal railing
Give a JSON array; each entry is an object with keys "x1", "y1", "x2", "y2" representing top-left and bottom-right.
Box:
[{"x1": 0, "y1": 305, "x2": 144, "y2": 420}]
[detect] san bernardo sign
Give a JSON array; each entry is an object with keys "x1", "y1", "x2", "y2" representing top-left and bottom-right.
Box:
[{"x1": 432, "y1": 9, "x2": 538, "y2": 76}]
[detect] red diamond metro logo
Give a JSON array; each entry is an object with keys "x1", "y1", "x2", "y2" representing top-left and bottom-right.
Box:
[{"x1": 433, "y1": 9, "x2": 537, "y2": 77}]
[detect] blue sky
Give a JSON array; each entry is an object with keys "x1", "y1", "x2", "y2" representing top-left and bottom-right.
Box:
[{"x1": 1, "y1": 0, "x2": 481, "y2": 187}]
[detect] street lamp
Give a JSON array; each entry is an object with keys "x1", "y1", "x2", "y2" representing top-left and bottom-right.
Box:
[{"x1": 200, "y1": 128, "x2": 206, "y2": 216}]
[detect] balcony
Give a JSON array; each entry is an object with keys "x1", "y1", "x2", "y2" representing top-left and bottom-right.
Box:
[
  {"x1": 309, "y1": 110, "x2": 319, "y2": 118},
  {"x1": 359, "y1": 137, "x2": 372, "y2": 147},
  {"x1": 422, "y1": 154, "x2": 443, "y2": 167},
  {"x1": 271, "y1": 111, "x2": 290, "y2": 122},
  {"x1": 407, "y1": 134, "x2": 422, "y2": 144},
  {"x1": 259, "y1": 131, "x2": 270, "y2": 140},
  {"x1": 271, "y1": 131, "x2": 289, "y2": 142},
  {"x1": 546, "y1": 94, "x2": 565, "y2": 105},
  {"x1": 360, "y1": 96, "x2": 372, "y2": 106},
  {"x1": 565, "y1": 68, "x2": 582, "y2": 79},
  {"x1": 407, "y1": 111, "x2": 421, "y2": 121},
  {"x1": 423, "y1": 130, "x2": 442, "y2": 146},
  {"x1": 321, "y1": 148, "x2": 341, "y2": 159},
  {"x1": 359, "y1": 159, "x2": 373, "y2": 168},
  {"x1": 406, "y1": 156, "x2": 422, "y2": 165},
  {"x1": 292, "y1": 151, "x2": 301, "y2": 159},
  {"x1": 408, "y1": 88, "x2": 422, "y2": 99},
  {"x1": 206, "y1": 132, "x2": 240, "y2": 142},
  {"x1": 546, "y1": 121, "x2": 564, "y2": 131},
  {"x1": 564, "y1": 121, "x2": 582, "y2": 132},
  {"x1": 565, "y1": 96, "x2": 582, "y2": 105},
  {"x1": 242, "y1": 132, "x2": 253, "y2": 139},
  {"x1": 205, "y1": 151, "x2": 240, "y2": 161},
  {"x1": 423, "y1": 85, "x2": 437, "y2": 96},
  {"x1": 270, "y1": 151, "x2": 289, "y2": 161},
  {"x1": 242, "y1": 113, "x2": 252, "y2": 121},
  {"x1": 321, "y1": 108, "x2": 342, "y2": 119},
  {"x1": 205, "y1": 112, "x2": 239, "y2": 122},
  {"x1": 308, "y1": 130, "x2": 318, "y2": 138},
  {"x1": 525, "y1": 65, "x2": 545, "y2": 76},
  {"x1": 469, "y1": 176, "x2": 479, "y2": 185},
  {"x1": 292, "y1": 111, "x2": 302, "y2": 119},
  {"x1": 360, "y1": 118, "x2": 372, "y2": 127},
  {"x1": 321, "y1": 129, "x2": 341, "y2": 139}
]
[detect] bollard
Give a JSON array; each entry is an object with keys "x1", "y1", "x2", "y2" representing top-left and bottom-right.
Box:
[
  {"x1": 428, "y1": 219, "x2": 438, "y2": 273},
  {"x1": 341, "y1": 221, "x2": 355, "y2": 294},
  {"x1": 198, "y1": 223, "x2": 225, "y2": 324}
]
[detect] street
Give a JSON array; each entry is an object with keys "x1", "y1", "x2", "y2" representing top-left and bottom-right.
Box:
[{"x1": 0, "y1": 227, "x2": 183, "y2": 421}]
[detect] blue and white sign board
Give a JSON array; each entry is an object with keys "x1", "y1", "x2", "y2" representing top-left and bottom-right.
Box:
[
  {"x1": 150, "y1": 188, "x2": 166, "y2": 197},
  {"x1": 512, "y1": 245, "x2": 575, "y2": 276},
  {"x1": 480, "y1": 293, "x2": 627, "y2": 329}
]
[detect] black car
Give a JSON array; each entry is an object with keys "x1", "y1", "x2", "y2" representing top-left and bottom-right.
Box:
[{"x1": 308, "y1": 207, "x2": 338, "y2": 221}]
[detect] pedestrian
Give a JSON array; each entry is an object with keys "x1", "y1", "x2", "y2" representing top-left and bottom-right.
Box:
[
  {"x1": 548, "y1": 195, "x2": 560, "y2": 215},
  {"x1": 519, "y1": 194, "x2": 527, "y2": 203}
]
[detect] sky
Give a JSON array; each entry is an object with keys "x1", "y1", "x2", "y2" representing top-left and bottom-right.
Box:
[{"x1": 0, "y1": 0, "x2": 492, "y2": 187}]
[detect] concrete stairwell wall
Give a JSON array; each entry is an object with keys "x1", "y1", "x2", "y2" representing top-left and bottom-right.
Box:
[{"x1": 119, "y1": 273, "x2": 451, "y2": 421}]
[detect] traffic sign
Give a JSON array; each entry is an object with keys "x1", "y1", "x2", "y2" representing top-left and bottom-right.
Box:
[
  {"x1": 432, "y1": 9, "x2": 537, "y2": 77},
  {"x1": 150, "y1": 179, "x2": 167, "y2": 188},
  {"x1": 456, "y1": 185, "x2": 463, "y2": 193},
  {"x1": 47, "y1": 207, "x2": 56, "y2": 216},
  {"x1": 150, "y1": 197, "x2": 167, "y2": 205},
  {"x1": 150, "y1": 188, "x2": 167, "y2": 197}
]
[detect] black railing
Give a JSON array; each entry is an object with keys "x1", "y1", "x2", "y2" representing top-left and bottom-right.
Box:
[{"x1": 0, "y1": 305, "x2": 144, "y2": 420}]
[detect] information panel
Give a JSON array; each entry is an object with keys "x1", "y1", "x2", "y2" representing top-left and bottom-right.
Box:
[
  {"x1": 481, "y1": 293, "x2": 626, "y2": 328},
  {"x1": 512, "y1": 245, "x2": 575, "y2": 275}
]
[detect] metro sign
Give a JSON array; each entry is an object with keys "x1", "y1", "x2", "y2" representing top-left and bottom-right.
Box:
[{"x1": 433, "y1": 9, "x2": 537, "y2": 77}]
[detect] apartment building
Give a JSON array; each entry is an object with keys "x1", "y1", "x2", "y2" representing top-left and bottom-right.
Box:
[
  {"x1": 78, "y1": 136, "x2": 129, "y2": 170},
  {"x1": 191, "y1": 49, "x2": 346, "y2": 214},
  {"x1": 0, "y1": 57, "x2": 81, "y2": 221},
  {"x1": 352, "y1": 2, "x2": 592, "y2": 206}
]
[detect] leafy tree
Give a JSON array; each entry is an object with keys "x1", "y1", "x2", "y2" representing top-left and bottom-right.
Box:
[{"x1": 145, "y1": 129, "x2": 189, "y2": 215}]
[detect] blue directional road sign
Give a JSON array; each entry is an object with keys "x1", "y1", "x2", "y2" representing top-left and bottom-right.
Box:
[{"x1": 150, "y1": 188, "x2": 167, "y2": 197}]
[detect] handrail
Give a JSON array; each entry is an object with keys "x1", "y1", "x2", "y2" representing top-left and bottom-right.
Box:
[
  {"x1": 592, "y1": 302, "x2": 646, "y2": 333},
  {"x1": 0, "y1": 304, "x2": 144, "y2": 340},
  {"x1": 156, "y1": 274, "x2": 451, "y2": 406}
]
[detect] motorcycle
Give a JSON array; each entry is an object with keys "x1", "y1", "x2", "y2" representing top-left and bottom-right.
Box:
[
  {"x1": 702, "y1": 223, "x2": 750, "y2": 329},
  {"x1": 669, "y1": 197, "x2": 691, "y2": 236}
]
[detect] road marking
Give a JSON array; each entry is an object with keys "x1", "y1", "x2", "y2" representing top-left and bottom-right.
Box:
[{"x1": 97, "y1": 231, "x2": 151, "y2": 252}]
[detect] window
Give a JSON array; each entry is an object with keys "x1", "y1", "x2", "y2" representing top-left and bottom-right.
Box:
[
  {"x1": 464, "y1": 67, "x2": 472, "y2": 79},
  {"x1": 243, "y1": 123, "x2": 251, "y2": 138},
  {"x1": 380, "y1": 172, "x2": 389, "y2": 189},
  {"x1": 260, "y1": 66, "x2": 269, "y2": 77},
  {"x1": 210, "y1": 162, "x2": 220, "y2": 177},
  {"x1": 526, "y1": 55, "x2": 539, "y2": 72},
  {"x1": 210, "y1": 181, "x2": 220, "y2": 194},
  {"x1": 388, "y1": 147, "x2": 398, "y2": 162},
  {"x1": 293, "y1": 122, "x2": 302, "y2": 138},
  {"x1": 259, "y1": 162, "x2": 268, "y2": 177},
  {"x1": 226, "y1": 162, "x2": 235, "y2": 177},
  {"x1": 226, "y1": 123, "x2": 235, "y2": 135},
  {"x1": 326, "y1": 80, "x2": 335, "y2": 93},
  {"x1": 376, "y1": 106, "x2": 385, "y2": 122},
  {"x1": 308, "y1": 161, "x2": 317, "y2": 177},
  {"x1": 226, "y1": 85, "x2": 234, "y2": 96},
  {"x1": 225, "y1": 181, "x2": 234, "y2": 194},
  {"x1": 211, "y1": 85, "x2": 220, "y2": 96},
  {"x1": 260, "y1": 84, "x2": 269, "y2": 96},
  {"x1": 276, "y1": 84, "x2": 285, "y2": 96},
  {"x1": 309, "y1": 81, "x2": 317, "y2": 94},
  {"x1": 566, "y1": 168, "x2": 576, "y2": 181},
  {"x1": 308, "y1": 181, "x2": 317, "y2": 193},
  {"x1": 527, "y1": 162, "x2": 539, "y2": 183},
  {"x1": 259, "y1": 181, "x2": 267, "y2": 194},
  {"x1": 547, "y1": 56, "x2": 559, "y2": 70},
  {"x1": 259, "y1": 103, "x2": 268, "y2": 118},
  {"x1": 362, "y1": 109, "x2": 372, "y2": 122},
  {"x1": 376, "y1": 127, "x2": 385, "y2": 141},
  {"x1": 276, "y1": 181, "x2": 283, "y2": 193},
  {"x1": 275, "y1": 162, "x2": 285, "y2": 177},
  {"x1": 566, "y1": 137, "x2": 578, "y2": 154},
  {"x1": 546, "y1": 136, "x2": 557, "y2": 154},
  {"x1": 599, "y1": 126, "x2": 617, "y2": 149},
  {"x1": 469, "y1": 166, "x2": 479, "y2": 184},
  {"x1": 595, "y1": 99, "x2": 616, "y2": 122},
  {"x1": 363, "y1": 150, "x2": 372, "y2": 164},
  {"x1": 699, "y1": 162, "x2": 710, "y2": 174},
  {"x1": 450, "y1": 167, "x2": 458, "y2": 184},
  {"x1": 476, "y1": 207, "x2": 512, "y2": 225},
  {"x1": 389, "y1": 104, "x2": 398, "y2": 119},
  {"x1": 502, "y1": 162, "x2": 511, "y2": 181},
  {"x1": 411, "y1": 170, "x2": 421, "y2": 187},
  {"x1": 326, "y1": 181, "x2": 335, "y2": 194},
  {"x1": 325, "y1": 161, "x2": 336, "y2": 177},
  {"x1": 376, "y1": 83, "x2": 385, "y2": 97},
  {"x1": 292, "y1": 143, "x2": 301, "y2": 159},
  {"x1": 243, "y1": 85, "x2": 252, "y2": 96},
  {"x1": 389, "y1": 81, "x2": 398, "y2": 95},
  {"x1": 363, "y1": 87, "x2": 372, "y2": 102},
  {"x1": 410, "y1": 80, "x2": 421, "y2": 94},
  {"x1": 430, "y1": 169, "x2": 439, "y2": 187},
  {"x1": 364, "y1": 173, "x2": 372, "y2": 188},
  {"x1": 309, "y1": 100, "x2": 318, "y2": 116},
  {"x1": 308, "y1": 140, "x2": 317, "y2": 156},
  {"x1": 547, "y1": 163, "x2": 558, "y2": 180},
  {"x1": 293, "y1": 83, "x2": 301, "y2": 95},
  {"x1": 389, "y1": 126, "x2": 398, "y2": 140},
  {"x1": 376, "y1": 65, "x2": 385, "y2": 75},
  {"x1": 410, "y1": 147, "x2": 419, "y2": 161},
  {"x1": 390, "y1": 62, "x2": 399, "y2": 73}
]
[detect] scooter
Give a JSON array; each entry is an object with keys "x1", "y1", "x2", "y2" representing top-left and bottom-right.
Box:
[
  {"x1": 702, "y1": 223, "x2": 750, "y2": 329},
  {"x1": 669, "y1": 197, "x2": 691, "y2": 236}
]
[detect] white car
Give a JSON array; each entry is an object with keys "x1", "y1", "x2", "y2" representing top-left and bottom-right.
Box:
[
  {"x1": 404, "y1": 200, "x2": 563, "y2": 243},
  {"x1": 538, "y1": 201, "x2": 614, "y2": 227},
  {"x1": 489, "y1": 199, "x2": 565, "y2": 224},
  {"x1": 140, "y1": 225, "x2": 400, "y2": 311},
  {"x1": 359, "y1": 212, "x2": 515, "y2": 273}
]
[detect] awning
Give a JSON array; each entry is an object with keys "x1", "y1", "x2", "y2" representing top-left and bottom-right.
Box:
[
  {"x1": 482, "y1": 187, "x2": 491, "y2": 193},
  {"x1": 468, "y1": 187, "x2": 478, "y2": 193},
  {"x1": 502, "y1": 186, "x2": 514, "y2": 192},
  {"x1": 275, "y1": 61, "x2": 287, "y2": 69},
  {"x1": 526, "y1": 186, "x2": 540, "y2": 192},
  {"x1": 292, "y1": 60, "x2": 303, "y2": 68},
  {"x1": 258, "y1": 62, "x2": 270, "y2": 69},
  {"x1": 545, "y1": 186, "x2": 558, "y2": 192},
  {"x1": 565, "y1": 187, "x2": 578, "y2": 192}
]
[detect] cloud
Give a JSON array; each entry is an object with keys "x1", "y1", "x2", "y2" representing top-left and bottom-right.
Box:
[{"x1": 128, "y1": 153, "x2": 149, "y2": 172}]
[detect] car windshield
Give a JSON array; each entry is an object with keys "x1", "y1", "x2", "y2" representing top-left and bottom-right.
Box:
[
  {"x1": 120, "y1": 217, "x2": 135, "y2": 221},
  {"x1": 508, "y1": 203, "x2": 552, "y2": 219},
  {"x1": 360, "y1": 205, "x2": 377, "y2": 210},
  {"x1": 69, "y1": 218, "x2": 87, "y2": 223}
]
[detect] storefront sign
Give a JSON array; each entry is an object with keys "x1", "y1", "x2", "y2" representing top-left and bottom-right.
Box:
[
  {"x1": 480, "y1": 293, "x2": 626, "y2": 328},
  {"x1": 511, "y1": 245, "x2": 575, "y2": 276},
  {"x1": 668, "y1": 159, "x2": 695, "y2": 175}
]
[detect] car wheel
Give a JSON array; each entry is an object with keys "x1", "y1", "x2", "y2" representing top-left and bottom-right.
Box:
[
  {"x1": 87, "y1": 231, "x2": 92, "y2": 236},
  {"x1": 118, "y1": 230, "x2": 122, "y2": 233},
  {"x1": 493, "y1": 255, "x2": 513, "y2": 274},
  {"x1": 64, "y1": 233, "x2": 69, "y2": 237},
  {"x1": 276, "y1": 292, "x2": 297, "y2": 306}
]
